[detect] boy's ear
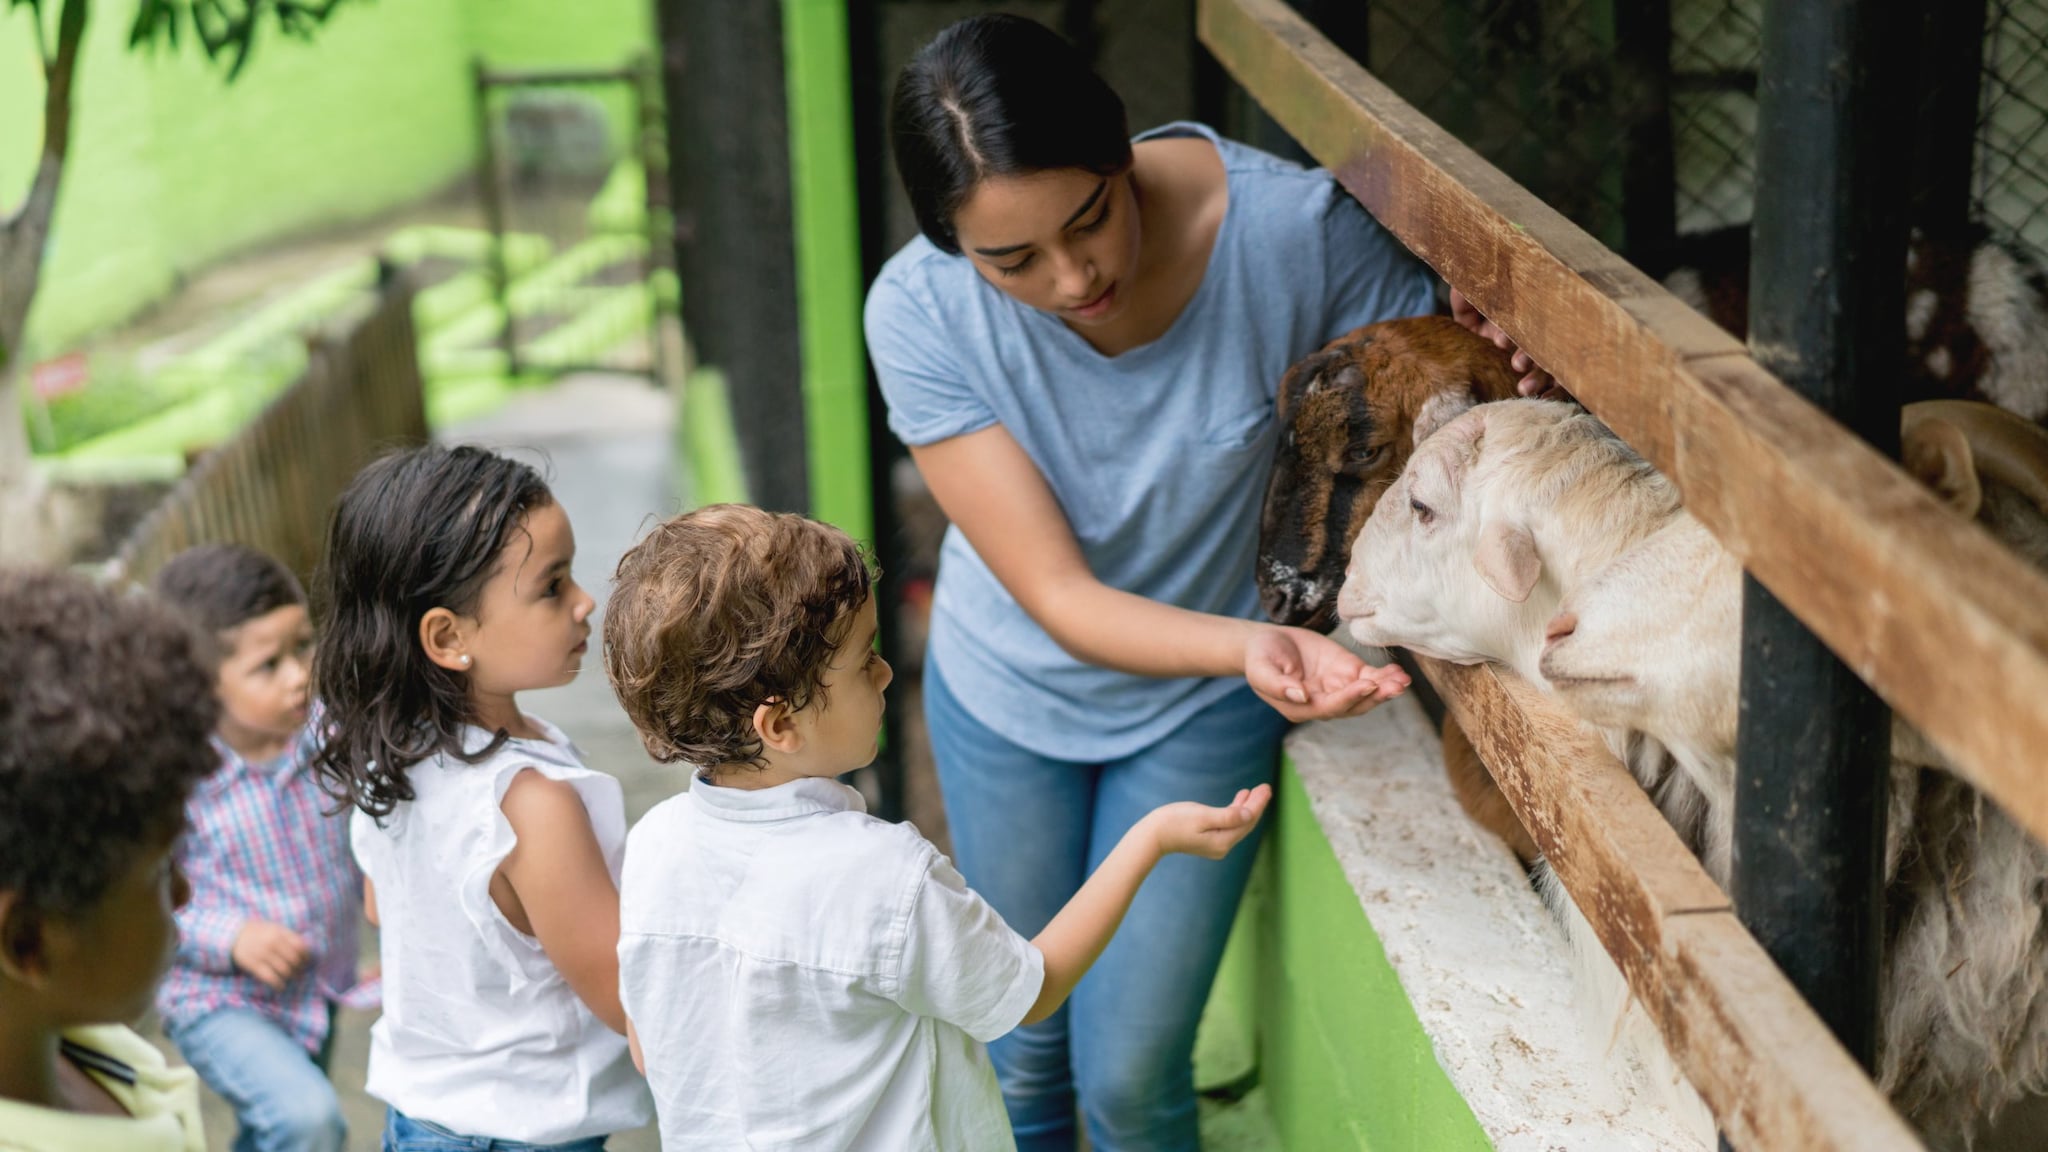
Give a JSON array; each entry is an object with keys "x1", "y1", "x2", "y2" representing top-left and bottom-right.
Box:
[
  {"x1": 753, "y1": 698, "x2": 804, "y2": 756},
  {"x1": 418, "y1": 607, "x2": 471, "y2": 673},
  {"x1": 0, "y1": 892, "x2": 49, "y2": 987}
]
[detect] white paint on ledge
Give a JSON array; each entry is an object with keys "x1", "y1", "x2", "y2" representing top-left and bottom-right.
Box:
[{"x1": 1285, "y1": 692, "x2": 1710, "y2": 1152}]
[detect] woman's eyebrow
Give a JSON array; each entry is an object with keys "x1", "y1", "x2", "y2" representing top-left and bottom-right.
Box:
[{"x1": 970, "y1": 180, "x2": 1108, "y2": 257}]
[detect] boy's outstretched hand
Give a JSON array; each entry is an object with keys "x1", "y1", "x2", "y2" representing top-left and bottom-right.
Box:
[{"x1": 1146, "y1": 784, "x2": 1273, "y2": 861}]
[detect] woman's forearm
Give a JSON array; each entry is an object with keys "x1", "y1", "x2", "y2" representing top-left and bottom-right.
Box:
[{"x1": 1027, "y1": 571, "x2": 1258, "y2": 679}]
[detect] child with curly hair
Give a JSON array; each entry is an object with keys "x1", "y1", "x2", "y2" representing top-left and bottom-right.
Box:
[
  {"x1": 0, "y1": 568, "x2": 220, "y2": 1150},
  {"x1": 605, "y1": 504, "x2": 1272, "y2": 1151},
  {"x1": 312, "y1": 444, "x2": 651, "y2": 1151},
  {"x1": 151, "y1": 543, "x2": 360, "y2": 1152}
]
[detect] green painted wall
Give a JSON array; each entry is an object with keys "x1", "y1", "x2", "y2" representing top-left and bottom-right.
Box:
[
  {"x1": 0, "y1": 0, "x2": 654, "y2": 359},
  {"x1": 781, "y1": 0, "x2": 872, "y2": 544},
  {"x1": 1246, "y1": 762, "x2": 1493, "y2": 1151}
]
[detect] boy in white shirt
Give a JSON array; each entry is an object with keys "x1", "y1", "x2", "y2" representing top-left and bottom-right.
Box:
[{"x1": 604, "y1": 505, "x2": 1272, "y2": 1151}]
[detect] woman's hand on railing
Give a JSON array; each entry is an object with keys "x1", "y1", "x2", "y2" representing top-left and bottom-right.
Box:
[
  {"x1": 1449, "y1": 286, "x2": 1569, "y2": 401},
  {"x1": 1246, "y1": 625, "x2": 1411, "y2": 722}
]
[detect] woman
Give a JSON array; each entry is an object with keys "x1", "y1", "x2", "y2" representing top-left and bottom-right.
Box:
[{"x1": 865, "y1": 14, "x2": 1511, "y2": 1150}]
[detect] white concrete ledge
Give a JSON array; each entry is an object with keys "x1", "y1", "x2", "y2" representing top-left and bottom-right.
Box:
[{"x1": 1286, "y1": 693, "x2": 1709, "y2": 1151}]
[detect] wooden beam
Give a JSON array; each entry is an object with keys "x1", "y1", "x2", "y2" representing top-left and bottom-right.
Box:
[
  {"x1": 1419, "y1": 658, "x2": 1923, "y2": 1152},
  {"x1": 1197, "y1": 0, "x2": 2048, "y2": 849}
]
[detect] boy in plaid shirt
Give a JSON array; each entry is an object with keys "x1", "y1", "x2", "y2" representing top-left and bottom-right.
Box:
[{"x1": 152, "y1": 544, "x2": 361, "y2": 1152}]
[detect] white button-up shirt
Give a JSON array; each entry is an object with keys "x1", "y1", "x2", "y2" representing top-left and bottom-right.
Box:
[{"x1": 619, "y1": 774, "x2": 1043, "y2": 1151}]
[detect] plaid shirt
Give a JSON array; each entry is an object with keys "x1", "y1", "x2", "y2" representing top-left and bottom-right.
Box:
[{"x1": 157, "y1": 720, "x2": 361, "y2": 1054}]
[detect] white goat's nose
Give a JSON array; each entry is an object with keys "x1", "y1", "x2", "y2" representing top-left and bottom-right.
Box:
[{"x1": 1544, "y1": 612, "x2": 1578, "y2": 645}]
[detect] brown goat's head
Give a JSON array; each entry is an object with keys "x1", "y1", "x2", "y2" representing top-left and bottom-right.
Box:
[{"x1": 1257, "y1": 315, "x2": 1521, "y2": 630}]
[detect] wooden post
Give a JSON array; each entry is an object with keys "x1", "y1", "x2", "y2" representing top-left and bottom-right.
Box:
[
  {"x1": 653, "y1": 0, "x2": 810, "y2": 512},
  {"x1": 1734, "y1": 0, "x2": 1911, "y2": 1089}
]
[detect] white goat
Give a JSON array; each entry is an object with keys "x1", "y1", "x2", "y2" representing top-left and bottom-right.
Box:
[
  {"x1": 1339, "y1": 396, "x2": 2048, "y2": 1147},
  {"x1": 1541, "y1": 401, "x2": 2048, "y2": 1146}
]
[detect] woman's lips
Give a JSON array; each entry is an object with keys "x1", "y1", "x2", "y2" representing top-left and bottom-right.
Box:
[{"x1": 1068, "y1": 282, "x2": 1117, "y2": 319}]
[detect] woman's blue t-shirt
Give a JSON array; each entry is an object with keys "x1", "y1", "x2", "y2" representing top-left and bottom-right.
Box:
[{"x1": 865, "y1": 122, "x2": 1437, "y2": 760}]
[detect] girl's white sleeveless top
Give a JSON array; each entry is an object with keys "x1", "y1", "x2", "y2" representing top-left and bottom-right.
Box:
[{"x1": 350, "y1": 718, "x2": 652, "y2": 1143}]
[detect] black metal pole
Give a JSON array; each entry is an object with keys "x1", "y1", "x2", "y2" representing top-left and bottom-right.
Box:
[
  {"x1": 1732, "y1": 6, "x2": 1909, "y2": 1139},
  {"x1": 652, "y1": 0, "x2": 810, "y2": 512},
  {"x1": 847, "y1": 0, "x2": 907, "y2": 825},
  {"x1": 1906, "y1": 0, "x2": 1988, "y2": 242},
  {"x1": 1615, "y1": 0, "x2": 1676, "y2": 272}
]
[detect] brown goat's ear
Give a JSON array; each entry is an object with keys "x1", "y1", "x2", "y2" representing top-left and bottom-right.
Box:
[
  {"x1": 1904, "y1": 417, "x2": 1983, "y2": 520},
  {"x1": 1414, "y1": 389, "x2": 1479, "y2": 447},
  {"x1": 1475, "y1": 518, "x2": 1541, "y2": 603}
]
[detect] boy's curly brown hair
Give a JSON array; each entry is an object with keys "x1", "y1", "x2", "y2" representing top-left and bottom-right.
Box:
[{"x1": 604, "y1": 504, "x2": 874, "y2": 769}]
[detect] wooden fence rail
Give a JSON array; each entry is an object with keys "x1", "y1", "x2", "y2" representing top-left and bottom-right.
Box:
[
  {"x1": 108, "y1": 272, "x2": 427, "y2": 587},
  {"x1": 1196, "y1": 0, "x2": 2048, "y2": 851},
  {"x1": 1192, "y1": 0, "x2": 2048, "y2": 1147}
]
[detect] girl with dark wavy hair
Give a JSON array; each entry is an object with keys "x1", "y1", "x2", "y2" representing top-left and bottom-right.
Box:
[{"x1": 311, "y1": 444, "x2": 651, "y2": 1151}]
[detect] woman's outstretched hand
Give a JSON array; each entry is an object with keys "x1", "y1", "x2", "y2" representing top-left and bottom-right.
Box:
[
  {"x1": 1449, "y1": 286, "x2": 1568, "y2": 401},
  {"x1": 1246, "y1": 625, "x2": 1410, "y2": 722}
]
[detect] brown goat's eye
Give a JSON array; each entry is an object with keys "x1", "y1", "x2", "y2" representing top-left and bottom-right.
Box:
[
  {"x1": 1351, "y1": 443, "x2": 1388, "y2": 468},
  {"x1": 1410, "y1": 498, "x2": 1435, "y2": 525}
]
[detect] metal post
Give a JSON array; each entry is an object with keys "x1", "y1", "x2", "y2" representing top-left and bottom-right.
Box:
[
  {"x1": 1733, "y1": 1, "x2": 1910, "y2": 1129},
  {"x1": 1615, "y1": 0, "x2": 1676, "y2": 271},
  {"x1": 1907, "y1": 0, "x2": 1988, "y2": 241},
  {"x1": 472, "y1": 58, "x2": 520, "y2": 380},
  {"x1": 847, "y1": 0, "x2": 906, "y2": 824},
  {"x1": 652, "y1": 0, "x2": 810, "y2": 512}
]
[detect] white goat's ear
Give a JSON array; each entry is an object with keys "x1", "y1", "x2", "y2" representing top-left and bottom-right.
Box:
[
  {"x1": 1902, "y1": 417, "x2": 1982, "y2": 520},
  {"x1": 1475, "y1": 519, "x2": 1541, "y2": 603},
  {"x1": 1414, "y1": 389, "x2": 1478, "y2": 447}
]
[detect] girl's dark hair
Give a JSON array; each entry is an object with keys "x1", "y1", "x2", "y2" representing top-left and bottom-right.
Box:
[
  {"x1": 891, "y1": 13, "x2": 1132, "y2": 254},
  {"x1": 151, "y1": 543, "x2": 306, "y2": 646},
  {"x1": 311, "y1": 444, "x2": 552, "y2": 818}
]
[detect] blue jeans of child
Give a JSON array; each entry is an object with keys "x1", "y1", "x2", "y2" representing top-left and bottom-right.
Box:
[
  {"x1": 382, "y1": 1110, "x2": 609, "y2": 1152},
  {"x1": 923, "y1": 659, "x2": 1289, "y2": 1152},
  {"x1": 165, "y1": 1007, "x2": 346, "y2": 1152}
]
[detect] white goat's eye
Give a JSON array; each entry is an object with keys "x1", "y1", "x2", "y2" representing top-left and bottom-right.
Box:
[{"x1": 1410, "y1": 498, "x2": 1435, "y2": 525}]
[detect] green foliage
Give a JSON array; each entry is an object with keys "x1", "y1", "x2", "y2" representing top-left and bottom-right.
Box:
[
  {"x1": 128, "y1": 0, "x2": 352, "y2": 79},
  {"x1": 3, "y1": 0, "x2": 353, "y2": 80}
]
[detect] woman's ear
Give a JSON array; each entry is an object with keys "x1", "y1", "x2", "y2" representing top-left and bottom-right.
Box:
[
  {"x1": 0, "y1": 892, "x2": 49, "y2": 987},
  {"x1": 418, "y1": 607, "x2": 471, "y2": 673},
  {"x1": 753, "y1": 698, "x2": 804, "y2": 756}
]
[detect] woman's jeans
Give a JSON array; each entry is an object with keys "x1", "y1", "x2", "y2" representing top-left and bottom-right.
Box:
[
  {"x1": 924, "y1": 660, "x2": 1289, "y2": 1152},
  {"x1": 382, "y1": 1110, "x2": 609, "y2": 1152},
  {"x1": 165, "y1": 1007, "x2": 346, "y2": 1152}
]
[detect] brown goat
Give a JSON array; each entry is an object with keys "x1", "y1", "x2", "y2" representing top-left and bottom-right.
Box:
[{"x1": 1256, "y1": 316, "x2": 1521, "y2": 631}]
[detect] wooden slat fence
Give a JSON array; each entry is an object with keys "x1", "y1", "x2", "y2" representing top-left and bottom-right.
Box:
[
  {"x1": 108, "y1": 272, "x2": 427, "y2": 587},
  {"x1": 1198, "y1": 0, "x2": 2048, "y2": 1148}
]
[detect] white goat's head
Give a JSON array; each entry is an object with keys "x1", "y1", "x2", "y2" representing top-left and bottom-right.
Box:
[{"x1": 1335, "y1": 399, "x2": 1677, "y2": 681}]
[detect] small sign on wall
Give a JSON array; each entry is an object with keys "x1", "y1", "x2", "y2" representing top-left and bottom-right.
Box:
[{"x1": 31, "y1": 352, "x2": 89, "y2": 401}]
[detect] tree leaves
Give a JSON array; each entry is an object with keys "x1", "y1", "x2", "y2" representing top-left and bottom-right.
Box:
[{"x1": 127, "y1": 0, "x2": 351, "y2": 80}]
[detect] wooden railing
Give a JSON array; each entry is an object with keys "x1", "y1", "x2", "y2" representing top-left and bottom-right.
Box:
[
  {"x1": 1198, "y1": 0, "x2": 2048, "y2": 1148},
  {"x1": 108, "y1": 271, "x2": 427, "y2": 586}
]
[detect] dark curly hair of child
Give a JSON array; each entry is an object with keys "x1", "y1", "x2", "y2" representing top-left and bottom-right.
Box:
[
  {"x1": 604, "y1": 504, "x2": 872, "y2": 770},
  {"x1": 0, "y1": 568, "x2": 219, "y2": 915},
  {"x1": 311, "y1": 444, "x2": 553, "y2": 817}
]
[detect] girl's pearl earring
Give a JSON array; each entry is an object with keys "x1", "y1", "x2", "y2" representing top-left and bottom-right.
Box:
[{"x1": 459, "y1": 654, "x2": 472, "y2": 667}]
